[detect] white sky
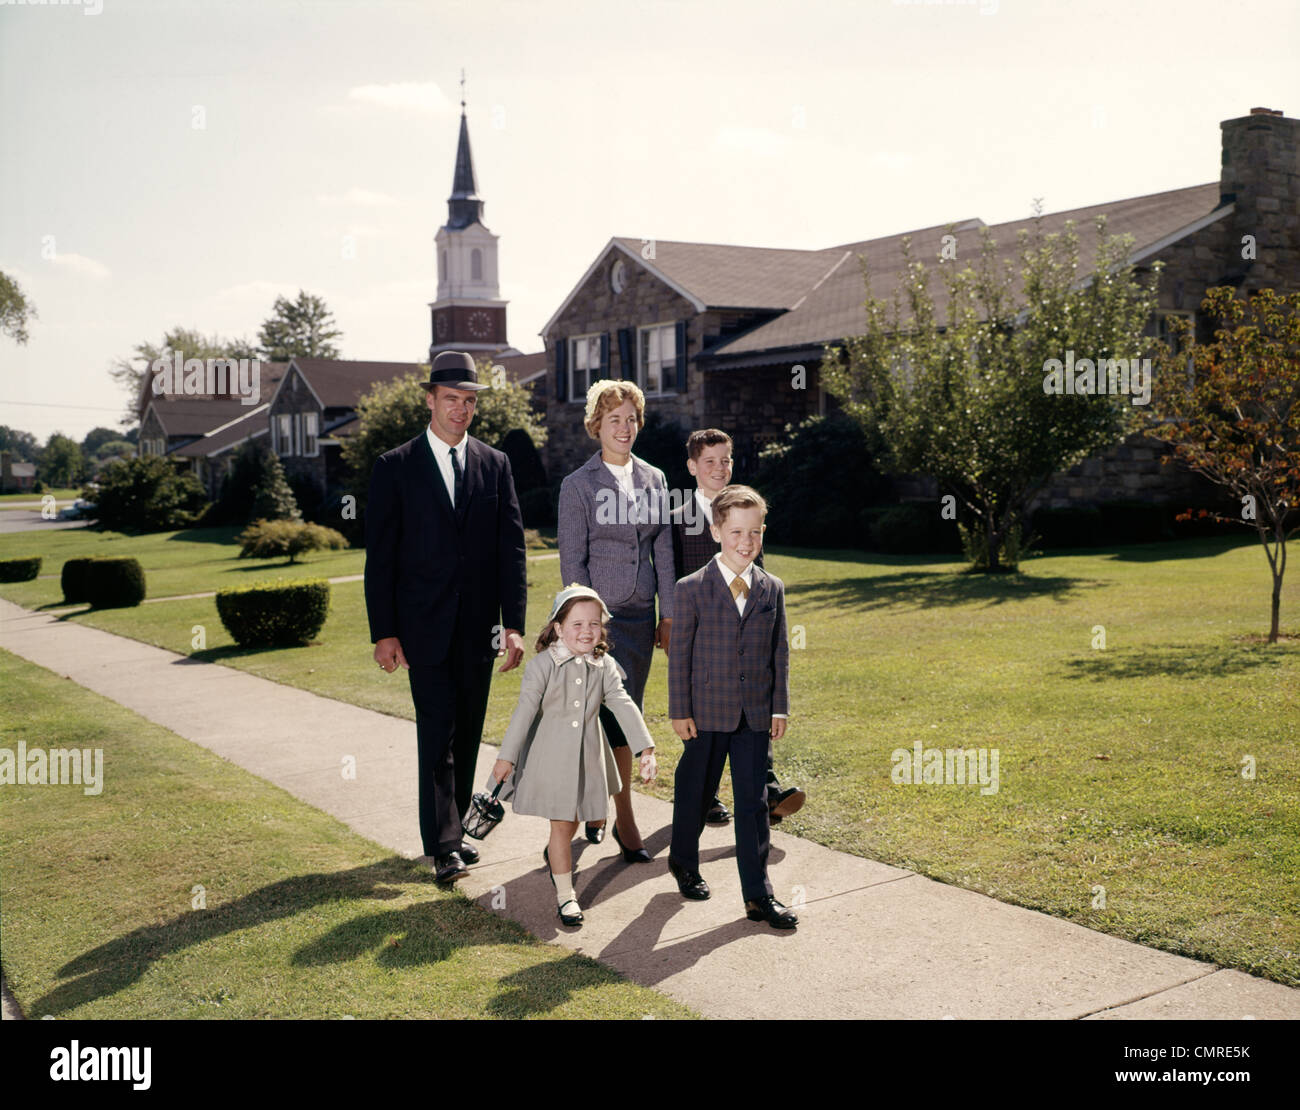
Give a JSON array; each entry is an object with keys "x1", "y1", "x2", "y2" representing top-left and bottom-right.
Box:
[{"x1": 2, "y1": 0, "x2": 1297, "y2": 442}]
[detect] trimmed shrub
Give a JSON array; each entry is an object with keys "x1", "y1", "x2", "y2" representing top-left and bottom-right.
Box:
[
  {"x1": 519, "y1": 486, "x2": 555, "y2": 529},
  {"x1": 0, "y1": 556, "x2": 41, "y2": 583},
  {"x1": 238, "y1": 518, "x2": 348, "y2": 563},
  {"x1": 92, "y1": 455, "x2": 209, "y2": 533},
  {"x1": 1098, "y1": 500, "x2": 1175, "y2": 544},
  {"x1": 61, "y1": 556, "x2": 100, "y2": 601},
  {"x1": 83, "y1": 557, "x2": 146, "y2": 608},
  {"x1": 1032, "y1": 506, "x2": 1104, "y2": 549},
  {"x1": 216, "y1": 579, "x2": 331, "y2": 647},
  {"x1": 866, "y1": 502, "x2": 962, "y2": 555}
]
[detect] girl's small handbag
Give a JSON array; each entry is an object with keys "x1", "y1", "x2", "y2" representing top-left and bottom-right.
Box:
[{"x1": 463, "y1": 781, "x2": 506, "y2": 840}]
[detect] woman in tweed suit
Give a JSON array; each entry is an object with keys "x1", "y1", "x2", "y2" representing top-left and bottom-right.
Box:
[{"x1": 557, "y1": 380, "x2": 675, "y2": 860}]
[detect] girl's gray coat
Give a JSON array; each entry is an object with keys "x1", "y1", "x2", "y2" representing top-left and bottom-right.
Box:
[{"x1": 497, "y1": 646, "x2": 654, "y2": 822}]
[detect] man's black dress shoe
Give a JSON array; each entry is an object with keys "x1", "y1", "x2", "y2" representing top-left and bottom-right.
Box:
[
  {"x1": 433, "y1": 852, "x2": 468, "y2": 884},
  {"x1": 459, "y1": 842, "x2": 480, "y2": 865},
  {"x1": 668, "y1": 859, "x2": 710, "y2": 900},
  {"x1": 705, "y1": 798, "x2": 731, "y2": 824},
  {"x1": 611, "y1": 824, "x2": 652, "y2": 863},
  {"x1": 768, "y1": 787, "x2": 806, "y2": 825},
  {"x1": 745, "y1": 895, "x2": 798, "y2": 929},
  {"x1": 585, "y1": 822, "x2": 605, "y2": 844}
]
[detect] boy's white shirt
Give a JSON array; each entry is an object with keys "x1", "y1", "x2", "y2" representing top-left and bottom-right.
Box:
[{"x1": 709, "y1": 553, "x2": 787, "y2": 721}]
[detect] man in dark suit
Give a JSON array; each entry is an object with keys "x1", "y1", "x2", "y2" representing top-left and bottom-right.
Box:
[
  {"x1": 670, "y1": 429, "x2": 805, "y2": 827},
  {"x1": 364, "y1": 351, "x2": 527, "y2": 884},
  {"x1": 668, "y1": 484, "x2": 797, "y2": 929}
]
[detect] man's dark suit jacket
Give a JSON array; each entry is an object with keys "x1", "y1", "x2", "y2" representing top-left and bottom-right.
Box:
[
  {"x1": 668, "y1": 558, "x2": 789, "y2": 734},
  {"x1": 670, "y1": 498, "x2": 764, "y2": 580},
  {"x1": 364, "y1": 430, "x2": 527, "y2": 668}
]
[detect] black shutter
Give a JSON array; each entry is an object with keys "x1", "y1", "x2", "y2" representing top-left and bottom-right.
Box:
[
  {"x1": 596, "y1": 333, "x2": 610, "y2": 382},
  {"x1": 675, "y1": 320, "x2": 688, "y2": 392},
  {"x1": 554, "y1": 339, "x2": 568, "y2": 402},
  {"x1": 617, "y1": 327, "x2": 633, "y2": 381}
]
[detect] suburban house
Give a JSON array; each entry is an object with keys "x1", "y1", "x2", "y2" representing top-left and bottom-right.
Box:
[
  {"x1": 0, "y1": 452, "x2": 37, "y2": 493},
  {"x1": 539, "y1": 107, "x2": 1299, "y2": 508}
]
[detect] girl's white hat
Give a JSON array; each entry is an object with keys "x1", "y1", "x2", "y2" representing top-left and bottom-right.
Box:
[{"x1": 548, "y1": 583, "x2": 613, "y2": 623}]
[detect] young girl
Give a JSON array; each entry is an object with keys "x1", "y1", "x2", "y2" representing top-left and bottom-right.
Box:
[{"x1": 492, "y1": 584, "x2": 657, "y2": 926}]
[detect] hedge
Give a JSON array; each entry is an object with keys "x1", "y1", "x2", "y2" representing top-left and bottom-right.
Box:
[
  {"x1": 0, "y1": 556, "x2": 41, "y2": 583},
  {"x1": 216, "y1": 579, "x2": 330, "y2": 647},
  {"x1": 61, "y1": 556, "x2": 100, "y2": 602},
  {"x1": 83, "y1": 557, "x2": 146, "y2": 608}
]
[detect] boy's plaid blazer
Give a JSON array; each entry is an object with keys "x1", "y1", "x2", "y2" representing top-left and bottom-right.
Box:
[{"x1": 668, "y1": 557, "x2": 789, "y2": 734}]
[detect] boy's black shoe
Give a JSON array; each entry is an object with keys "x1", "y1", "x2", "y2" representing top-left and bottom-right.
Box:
[
  {"x1": 705, "y1": 798, "x2": 731, "y2": 824},
  {"x1": 668, "y1": 859, "x2": 711, "y2": 900},
  {"x1": 459, "y1": 842, "x2": 480, "y2": 865},
  {"x1": 768, "y1": 787, "x2": 806, "y2": 825},
  {"x1": 433, "y1": 852, "x2": 468, "y2": 884},
  {"x1": 745, "y1": 896, "x2": 798, "y2": 929}
]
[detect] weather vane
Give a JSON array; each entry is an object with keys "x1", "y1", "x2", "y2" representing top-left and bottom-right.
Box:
[{"x1": 460, "y1": 68, "x2": 466, "y2": 111}]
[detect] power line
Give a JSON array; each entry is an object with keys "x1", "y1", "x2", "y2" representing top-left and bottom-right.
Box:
[{"x1": 0, "y1": 400, "x2": 129, "y2": 412}]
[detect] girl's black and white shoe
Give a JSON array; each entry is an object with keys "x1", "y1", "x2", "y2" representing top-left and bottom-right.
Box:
[{"x1": 556, "y1": 898, "x2": 584, "y2": 927}]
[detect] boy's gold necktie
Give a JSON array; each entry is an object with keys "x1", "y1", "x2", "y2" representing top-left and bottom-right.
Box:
[{"x1": 730, "y1": 577, "x2": 749, "y2": 601}]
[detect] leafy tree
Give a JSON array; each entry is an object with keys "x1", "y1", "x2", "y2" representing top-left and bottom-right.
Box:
[
  {"x1": 90, "y1": 456, "x2": 209, "y2": 533},
  {"x1": 341, "y1": 362, "x2": 546, "y2": 520},
  {"x1": 0, "y1": 271, "x2": 37, "y2": 344},
  {"x1": 94, "y1": 440, "x2": 136, "y2": 462},
  {"x1": 82, "y1": 426, "x2": 123, "y2": 456},
  {"x1": 0, "y1": 426, "x2": 39, "y2": 461},
  {"x1": 257, "y1": 290, "x2": 342, "y2": 361},
  {"x1": 110, "y1": 326, "x2": 258, "y2": 425},
  {"x1": 40, "y1": 434, "x2": 85, "y2": 488},
  {"x1": 237, "y1": 519, "x2": 347, "y2": 563},
  {"x1": 823, "y1": 214, "x2": 1160, "y2": 571},
  {"x1": 1151, "y1": 287, "x2": 1300, "y2": 643}
]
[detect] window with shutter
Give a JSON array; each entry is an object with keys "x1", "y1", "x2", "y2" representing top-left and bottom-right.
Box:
[{"x1": 637, "y1": 323, "x2": 675, "y2": 397}]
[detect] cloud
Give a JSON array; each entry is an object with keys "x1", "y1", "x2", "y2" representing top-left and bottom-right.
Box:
[
  {"x1": 347, "y1": 82, "x2": 455, "y2": 115},
  {"x1": 317, "y1": 187, "x2": 397, "y2": 207},
  {"x1": 713, "y1": 125, "x2": 792, "y2": 158},
  {"x1": 870, "y1": 150, "x2": 912, "y2": 172},
  {"x1": 48, "y1": 252, "x2": 111, "y2": 280}
]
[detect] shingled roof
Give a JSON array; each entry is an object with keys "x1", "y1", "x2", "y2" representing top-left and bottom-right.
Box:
[
  {"x1": 705, "y1": 182, "x2": 1226, "y2": 363},
  {"x1": 287, "y1": 359, "x2": 425, "y2": 407}
]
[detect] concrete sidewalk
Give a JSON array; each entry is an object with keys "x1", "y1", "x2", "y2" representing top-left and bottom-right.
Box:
[{"x1": 2, "y1": 596, "x2": 1297, "y2": 1019}]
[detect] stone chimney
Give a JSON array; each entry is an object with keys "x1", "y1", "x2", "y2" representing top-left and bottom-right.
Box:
[{"x1": 1220, "y1": 107, "x2": 1300, "y2": 289}]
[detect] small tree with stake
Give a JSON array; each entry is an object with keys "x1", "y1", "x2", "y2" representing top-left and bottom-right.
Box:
[{"x1": 1151, "y1": 287, "x2": 1300, "y2": 644}]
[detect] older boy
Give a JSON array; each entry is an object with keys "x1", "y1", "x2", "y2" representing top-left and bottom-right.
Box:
[
  {"x1": 670, "y1": 429, "x2": 805, "y2": 827},
  {"x1": 668, "y1": 484, "x2": 797, "y2": 928}
]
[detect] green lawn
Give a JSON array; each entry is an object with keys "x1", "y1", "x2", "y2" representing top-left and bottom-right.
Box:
[
  {"x1": 0, "y1": 487, "x2": 80, "y2": 509},
  {"x1": 3, "y1": 526, "x2": 1299, "y2": 987},
  {"x1": 0, "y1": 650, "x2": 694, "y2": 1019}
]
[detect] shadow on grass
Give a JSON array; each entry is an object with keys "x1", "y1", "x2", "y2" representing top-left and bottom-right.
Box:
[
  {"x1": 163, "y1": 526, "x2": 244, "y2": 546},
  {"x1": 33, "y1": 856, "x2": 586, "y2": 1017},
  {"x1": 1099, "y1": 535, "x2": 1259, "y2": 563},
  {"x1": 786, "y1": 569, "x2": 1102, "y2": 611},
  {"x1": 1062, "y1": 642, "x2": 1293, "y2": 681}
]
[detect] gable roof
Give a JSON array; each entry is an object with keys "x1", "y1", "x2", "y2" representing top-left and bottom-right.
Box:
[
  {"x1": 706, "y1": 182, "x2": 1227, "y2": 361},
  {"x1": 287, "y1": 358, "x2": 425, "y2": 408}
]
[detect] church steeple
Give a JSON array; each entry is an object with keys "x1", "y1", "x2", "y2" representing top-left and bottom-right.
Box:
[
  {"x1": 447, "y1": 72, "x2": 484, "y2": 230},
  {"x1": 429, "y1": 69, "x2": 508, "y2": 358}
]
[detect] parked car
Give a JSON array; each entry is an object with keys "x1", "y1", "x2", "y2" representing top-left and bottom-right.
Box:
[{"x1": 57, "y1": 499, "x2": 96, "y2": 521}]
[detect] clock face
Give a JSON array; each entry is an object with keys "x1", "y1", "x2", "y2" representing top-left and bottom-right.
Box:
[
  {"x1": 611, "y1": 259, "x2": 627, "y2": 294},
  {"x1": 435, "y1": 312, "x2": 449, "y2": 339},
  {"x1": 468, "y1": 310, "x2": 492, "y2": 338}
]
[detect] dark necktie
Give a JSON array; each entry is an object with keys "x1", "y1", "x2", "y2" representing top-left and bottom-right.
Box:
[{"x1": 449, "y1": 446, "x2": 465, "y2": 510}]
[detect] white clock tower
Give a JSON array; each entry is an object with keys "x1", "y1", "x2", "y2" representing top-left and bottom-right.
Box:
[{"x1": 429, "y1": 80, "x2": 509, "y2": 359}]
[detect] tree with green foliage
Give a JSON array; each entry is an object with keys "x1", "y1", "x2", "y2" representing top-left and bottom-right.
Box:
[
  {"x1": 90, "y1": 456, "x2": 209, "y2": 533},
  {"x1": 94, "y1": 440, "x2": 136, "y2": 462},
  {"x1": 250, "y1": 449, "x2": 301, "y2": 523},
  {"x1": 82, "y1": 426, "x2": 124, "y2": 457},
  {"x1": 257, "y1": 290, "x2": 342, "y2": 361},
  {"x1": 341, "y1": 363, "x2": 546, "y2": 519},
  {"x1": 0, "y1": 426, "x2": 39, "y2": 461},
  {"x1": 110, "y1": 326, "x2": 259, "y2": 424},
  {"x1": 823, "y1": 213, "x2": 1161, "y2": 572},
  {"x1": 0, "y1": 271, "x2": 37, "y2": 344},
  {"x1": 40, "y1": 434, "x2": 85, "y2": 488},
  {"x1": 1151, "y1": 287, "x2": 1300, "y2": 643}
]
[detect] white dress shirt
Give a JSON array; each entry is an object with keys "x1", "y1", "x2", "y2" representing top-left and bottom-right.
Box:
[
  {"x1": 713, "y1": 553, "x2": 786, "y2": 720},
  {"x1": 695, "y1": 489, "x2": 714, "y2": 528},
  {"x1": 427, "y1": 426, "x2": 468, "y2": 507},
  {"x1": 603, "y1": 456, "x2": 636, "y2": 497}
]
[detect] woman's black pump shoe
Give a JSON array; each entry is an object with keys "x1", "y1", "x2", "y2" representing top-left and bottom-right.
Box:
[
  {"x1": 611, "y1": 824, "x2": 652, "y2": 863},
  {"x1": 585, "y1": 822, "x2": 605, "y2": 844}
]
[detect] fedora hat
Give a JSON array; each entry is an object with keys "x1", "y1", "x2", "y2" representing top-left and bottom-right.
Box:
[{"x1": 422, "y1": 350, "x2": 489, "y2": 392}]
